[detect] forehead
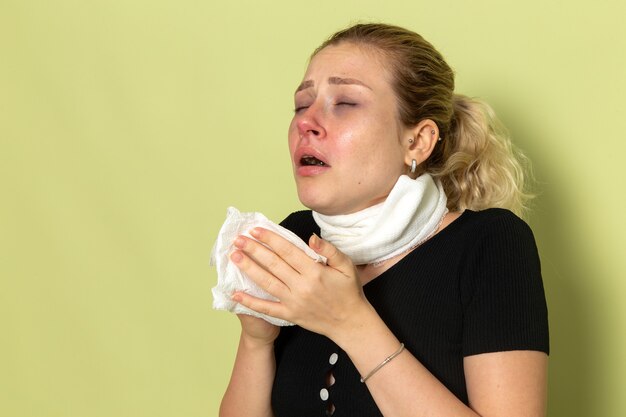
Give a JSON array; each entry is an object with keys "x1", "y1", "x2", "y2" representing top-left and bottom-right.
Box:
[{"x1": 303, "y1": 43, "x2": 393, "y2": 87}]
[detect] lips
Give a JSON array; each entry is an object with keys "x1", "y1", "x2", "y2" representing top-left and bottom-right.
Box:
[
  {"x1": 300, "y1": 155, "x2": 327, "y2": 166},
  {"x1": 294, "y1": 147, "x2": 331, "y2": 176}
]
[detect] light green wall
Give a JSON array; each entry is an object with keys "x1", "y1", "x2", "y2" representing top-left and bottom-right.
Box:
[{"x1": 1, "y1": 1, "x2": 624, "y2": 416}]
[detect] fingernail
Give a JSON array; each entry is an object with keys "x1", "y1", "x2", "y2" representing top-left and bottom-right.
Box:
[
  {"x1": 230, "y1": 251, "x2": 243, "y2": 263},
  {"x1": 310, "y1": 233, "x2": 321, "y2": 250},
  {"x1": 231, "y1": 293, "x2": 242, "y2": 302},
  {"x1": 233, "y1": 236, "x2": 245, "y2": 248},
  {"x1": 250, "y1": 228, "x2": 261, "y2": 238}
]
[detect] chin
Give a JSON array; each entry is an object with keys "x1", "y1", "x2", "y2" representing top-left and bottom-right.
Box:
[
  {"x1": 297, "y1": 189, "x2": 334, "y2": 214},
  {"x1": 297, "y1": 194, "x2": 323, "y2": 212},
  {"x1": 299, "y1": 198, "x2": 348, "y2": 216}
]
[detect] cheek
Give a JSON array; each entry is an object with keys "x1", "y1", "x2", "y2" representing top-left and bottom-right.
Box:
[{"x1": 287, "y1": 120, "x2": 298, "y2": 155}]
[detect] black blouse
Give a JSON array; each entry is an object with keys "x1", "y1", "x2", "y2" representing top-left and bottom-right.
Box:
[{"x1": 272, "y1": 208, "x2": 549, "y2": 417}]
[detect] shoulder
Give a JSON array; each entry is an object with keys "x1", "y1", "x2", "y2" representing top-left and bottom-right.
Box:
[
  {"x1": 279, "y1": 210, "x2": 320, "y2": 243},
  {"x1": 455, "y1": 208, "x2": 536, "y2": 247},
  {"x1": 457, "y1": 208, "x2": 540, "y2": 270},
  {"x1": 461, "y1": 207, "x2": 531, "y2": 229}
]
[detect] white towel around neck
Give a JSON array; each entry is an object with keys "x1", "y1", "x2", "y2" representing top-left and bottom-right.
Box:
[{"x1": 312, "y1": 174, "x2": 448, "y2": 265}]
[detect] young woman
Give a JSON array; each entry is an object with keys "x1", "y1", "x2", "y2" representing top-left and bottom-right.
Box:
[{"x1": 219, "y1": 23, "x2": 549, "y2": 417}]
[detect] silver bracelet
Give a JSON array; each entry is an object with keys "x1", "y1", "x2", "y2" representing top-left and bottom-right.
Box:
[{"x1": 360, "y1": 343, "x2": 405, "y2": 383}]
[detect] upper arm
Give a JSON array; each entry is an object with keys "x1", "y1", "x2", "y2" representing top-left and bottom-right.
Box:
[
  {"x1": 462, "y1": 211, "x2": 549, "y2": 356},
  {"x1": 461, "y1": 212, "x2": 549, "y2": 416},
  {"x1": 464, "y1": 350, "x2": 548, "y2": 417}
]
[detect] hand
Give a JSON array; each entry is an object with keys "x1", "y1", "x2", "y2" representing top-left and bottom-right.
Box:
[
  {"x1": 237, "y1": 314, "x2": 280, "y2": 348},
  {"x1": 230, "y1": 228, "x2": 370, "y2": 340}
]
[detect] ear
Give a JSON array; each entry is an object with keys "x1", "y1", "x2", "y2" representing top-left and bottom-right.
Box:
[{"x1": 404, "y1": 119, "x2": 439, "y2": 170}]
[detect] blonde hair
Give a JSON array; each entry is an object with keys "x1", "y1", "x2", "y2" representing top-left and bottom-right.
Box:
[{"x1": 315, "y1": 23, "x2": 534, "y2": 217}]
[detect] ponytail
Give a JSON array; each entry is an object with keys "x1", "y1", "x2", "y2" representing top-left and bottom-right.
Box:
[{"x1": 425, "y1": 94, "x2": 534, "y2": 218}]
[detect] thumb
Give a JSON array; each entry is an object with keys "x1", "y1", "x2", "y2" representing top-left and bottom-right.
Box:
[{"x1": 309, "y1": 233, "x2": 354, "y2": 275}]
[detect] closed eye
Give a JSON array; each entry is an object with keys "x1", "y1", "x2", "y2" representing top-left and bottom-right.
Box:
[
  {"x1": 336, "y1": 102, "x2": 356, "y2": 106},
  {"x1": 294, "y1": 105, "x2": 309, "y2": 113}
]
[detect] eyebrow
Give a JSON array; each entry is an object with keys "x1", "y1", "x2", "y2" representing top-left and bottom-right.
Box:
[
  {"x1": 329, "y1": 76, "x2": 372, "y2": 90},
  {"x1": 295, "y1": 80, "x2": 314, "y2": 92},
  {"x1": 295, "y1": 77, "x2": 372, "y2": 93}
]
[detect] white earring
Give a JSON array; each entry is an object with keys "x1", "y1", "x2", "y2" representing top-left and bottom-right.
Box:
[{"x1": 410, "y1": 159, "x2": 417, "y2": 174}]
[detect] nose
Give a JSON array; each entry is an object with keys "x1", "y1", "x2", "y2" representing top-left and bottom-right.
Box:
[{"x1": 295, "y1": 105, "x2": 326, "y2": 140}]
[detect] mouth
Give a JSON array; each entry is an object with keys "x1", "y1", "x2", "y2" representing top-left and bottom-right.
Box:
[
  {"x1": 294, "y1": 147, "x2": 331, "y2": 169},
  {"x1": 299, "y1": 155, "x2": 328, "y2": 167}
]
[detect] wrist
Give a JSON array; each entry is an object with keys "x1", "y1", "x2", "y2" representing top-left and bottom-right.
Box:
[
  {"x1": 324, "y1": 299, "x2": 405, "y2": 366},
  {"x1": 239, "y1": 331, "x2": 277, "y2": 351},
  {"x1": 328, "y1": 300, "x2": 388, "y2": 350}
]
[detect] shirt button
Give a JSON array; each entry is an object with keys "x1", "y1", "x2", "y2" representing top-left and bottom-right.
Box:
[
  {"x1": 320, "y1": 388, "x2": 329, "y2": 401},
  {"x1": 329, "y1": 352, "x2": 338, "y2": 365}
]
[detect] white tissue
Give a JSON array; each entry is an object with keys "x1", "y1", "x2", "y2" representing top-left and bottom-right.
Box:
[{"x1": 210, "y1": 207, "x2": 326, "y2": 326}]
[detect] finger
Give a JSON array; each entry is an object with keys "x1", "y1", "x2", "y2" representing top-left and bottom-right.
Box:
[
  {"x1": 309, "y1": 233, "x2": 355, "y2": 276},
  {"x1": 249, "y1": 227, "x2": 315, "y2": 275},
  {"x1": 232, "y1": 291, "x2": 289, "y2": 322},
  {"x1": 234, "y1": 235, "x2": 300, "y2": 285},
  {"x1": 230, "y1": 250, "x2": 289, "y2": 299}
]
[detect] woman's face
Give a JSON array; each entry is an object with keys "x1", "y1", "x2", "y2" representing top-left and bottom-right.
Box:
[{"x1": 288, "y1": 43, "x2": 412, "y2": 215}]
